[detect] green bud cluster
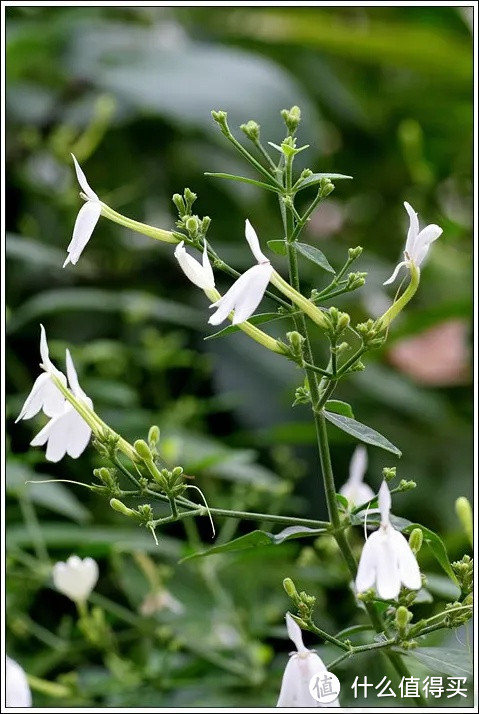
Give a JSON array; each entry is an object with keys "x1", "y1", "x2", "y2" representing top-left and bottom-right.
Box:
[
  {"x1": 293, "y1": 384, "x2": 311, "y2": 407},
  {"x1": 173, "y1": 189, "x2": 210, "y2": 242},
  {"x1": 325, "y1": 307, "x2": 350, "y2": 339},
  {"x1": 283, "y1": 577, "x2": 316, "y2": 621},
  {"x1": 398, "y1": 478, "x2": 417, "y2": 491},
  {"x1": 356, "y1": 318, "x2": 387, "y2": 349},
  {"x1": 346, "y1": 272, "x2": 367, "y2": 290},
  {"x1": 281, "y1": 105, "x2": 302, "y2": 134},
  {"x1": 318, "y1": 177, "x2": 335, "y2": 199},
  {"x1": 395, "y1": 605, "x2": 413, "y2": 639},
  {"x1": 444, "y1": 598, "x2": 473, "y2": 627},
  {"x1": 348, "y1": 246, "x2": 363, "y2": 261},
  {"x1": 92, "y1": 429, "x2": 120, "y2": 459},
  {"x1": 211, "y1": 109, "x2": 229, "y2": 136},
  {"x1": 382, "y1": 466, "x2": 396, "y2": 482},
  {"x1": 285, "y1": 330, "x2": 305, "y2": 364},
  {"x1": 78, "y1": 606, "x2": 113, "y2": 650},
  {"x1": 240, "y1": 119, "x2": 261, "y2": 142},
  {"x1": 92, "y1": 467, "x2": 121, "y2": 496},
  {"x1": 452, "y1": 555, "x2": 473, "y2": 596}
]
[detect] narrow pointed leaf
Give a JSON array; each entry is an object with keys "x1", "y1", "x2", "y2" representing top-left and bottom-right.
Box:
[
  {"x1": 296, "y1": 172, "x2": 353, "y2": 191},
  {"x1": 295, "y1": 243, "x2": 335, "y2": 273},
  {"x1": 401, "y1": 523, "x2": 458, "y2": 584},
  {"x1": 324, "y1": 411, "x2": 402, "y2": 456},
  {"x1": 204, "y1": 172, "x2": 281, "y2": 193},
  {"x1": 403, "y1": 648, "x2": 473, "y2": 678},
  {"x1": 267, "y1": 239, "x2": 287, "y2": 256},
  {"x1": 325, "y1": 399, "x2": 355, "y2": 418},
  {"x1": 180, "y1": 525, "x2": 327, "y2": 562}
]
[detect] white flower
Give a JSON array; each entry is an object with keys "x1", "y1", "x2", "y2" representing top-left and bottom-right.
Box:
[
  {"x1": 30, "y1": 349, "x2": 93, "y2": 462},
  {"x1": 174, "y1": 240, "x2": 215, "y2": 290},
  {"x1": 6, "y1": 656, "x2": 32, "y2": 707},
  {"x1": 355, "y1": 481, "x2": 421, "y2": 599},
  {"x1": 277, "y1": 613, "x2": 340, "y2": 708},
  {"x1": 15, "y1": 324, "x2": 66, "y2": 423},
  {"x1": 63, "y1": 154, "x2": 102, "y2": 267},
  {"x1": 340, "y1": 445, "x2": 375, "y2": 507},
  {"x1": 208, "y1": 219, "x2": 273, "y2": 326},
  {"x1": 52, "y1": 555, "x2": 99, "y2": 602},
  {"x1": 384, "y1": 202, "x2": 442, "y2": 285}
]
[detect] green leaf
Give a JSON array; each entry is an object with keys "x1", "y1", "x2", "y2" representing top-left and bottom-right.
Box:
[
  {"x1": 204, "y1": 173, "x2": 281, "y2": 193},
  {"x1": 295, "y1": 243, "x2": 335, "y2": 273},
  {"x1": 180, "y1": 525, "x2": 327, "y2": 562},
  {"x1": 404, "y1": 648, "x2": 473, "y2": 678},
  {"x1": 335, "y1": 493, "x2": 349, "y2": 510},
  {"x1": 296, "y1": 172, "x2": 353, "y2": 190},
  {"x1": 323, "y1": 411, "x2": 402, "y2": 456},
  {"x1": 401, "y1": 523, "x2": 458, "y2": 584},
  {"x1": 204, "y1": 312, "x2": 289, "y2": 340},
  {"x1": 267, "y1": 239, "x2": 287, "y2": 256},
  {"x1": 325, "y1": 399, "x2": 354, "y2": 419}
]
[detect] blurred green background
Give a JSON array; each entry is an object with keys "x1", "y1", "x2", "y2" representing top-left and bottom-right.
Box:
[{"x1": 6, "y1": 5, "x2": 473, "y2": 707}]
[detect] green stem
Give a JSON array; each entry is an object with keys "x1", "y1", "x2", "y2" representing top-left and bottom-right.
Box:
[
  {"x1": 303, "y1": 620, "x2": 351, "y2": 651},
  {"x1": 219, "y1": 120, "x2": 283, "y2": 188}
]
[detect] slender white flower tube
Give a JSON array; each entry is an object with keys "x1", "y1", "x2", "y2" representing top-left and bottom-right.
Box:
[
  {"x1": 63, "y1": 154, "x2": 102, "y2": 267},
  {"x1": 355, "y1": 481, "x2": 421, "y2": 600},
  {"x1": 6, "y1": 656, "x2": 32, "y2": 707},
  {"x1": 340, "y1": 445, "x2": 374, "y2": 507},
  {"x1": 174, "y1": 240, "x2": 215, "y2": 290},
  {"x1": 384, "y1": 202, "x2": 442, "y2": 285},
  {"x1": 52, "y1": 555, "x2": 99, "y2": 602},
  {"x1": 209, "y1": 219, "x2": 273, "y2": 326},
  {"x1": 276, "y1": 613, "x2": 340, "y2": 708},
  {"x1": 16, "y1": 324, "x2": 66, "y2": 422},
  {"x1": 30, "y1": 350, "x2": 93, "y2": 462}
]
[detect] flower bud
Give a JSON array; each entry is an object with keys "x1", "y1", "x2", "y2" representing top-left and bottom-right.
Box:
[
  {"x1": 172, "y1": 466, "x2": 184, "y2": 478},
  {"x1": 172, "y1": 194, "x2": 186, "y2": 215},
  {"x1": 186, "y1": 216, "x2": 200, "y2": 238},
  {"x1": 318, "y1": 178, "x2": 335, "y2": 198},
  {"x1": 281, "y1": 105, "x2": 301, "y2": 133},
  {"x1": 211, "y1": 110, "x2": 229, "y2": 135},
  {"x1": 283, "y1": 577, "x2": 299, "y2": 602},
  {"x1": 134, "y1": 439, "x2": 153, "y2": 462},
  {"x1": 201, "y1": 216, "x2": 211, "y2": 234},
  {"x1": 348, "y1": 246, "x2": 363, "y2": 261},
  {"x1": 240, "y1": 120, "x2": 260, "y2": 142},
  {"x1": 299, "y1": 168, "x2": 313, "y2": 181},
  {"x1": 408, "y1": 528, "x2": 423, "y2": 555},
  {"x1": 455, "y1": 496, "x2": 473, "y2": 546},
  {"x1": 109, "y1": 498, "x2": 137, "y2": 518},
  {"x1": 395, "y1": 606, "x2": 412, "y2": 632},
  {"x1": 148, "y1": 425, "x2": 160, "y2": 447},
  {"x1": 382, "y1": 466, "x2": 396, "y2": 482}
]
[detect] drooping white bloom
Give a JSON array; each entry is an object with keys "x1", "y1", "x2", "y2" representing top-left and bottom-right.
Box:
[
  {"x1": 209, "y1": 219, "x2": 273, "y2": 326},
  {"x1": 340, "y1": 445, "x2": 375, "y2": 507},
  {"x1": 277, "y1": 613, "x2": 340, "y2": 708},
  {"x1": 384, "y1": 202, "x2": 442, "y2": 285},
  {"x1": 174, "y1": 240, "x2": 215, "y2": 290},
  {"x1": 6, "y1": 656, "x2": 32, "y2": 707},
  {"x1": 16, "y1": 324, "x2": 66, "y2": 423},
  {"x1": 356, "y1": 481, "x2": 421, "y2": 600},
  {"x1": 63, "y1": 154, "x2": 102, "y2": 267},
  {"x1": 52, "y1": 555, "x2": 99, "y2": 602},
  {"x1": 30, "y1": 349, "x2": 93, "y2": 462}
]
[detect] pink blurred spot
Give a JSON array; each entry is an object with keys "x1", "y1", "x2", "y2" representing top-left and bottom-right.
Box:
[{"x1": 388, "y1": 320, "x2": 470, "y2": 386}]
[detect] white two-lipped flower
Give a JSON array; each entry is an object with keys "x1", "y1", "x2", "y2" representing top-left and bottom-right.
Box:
[
  {"x1": 63, "y1": 154, "x2": 102, "y2": 267},
  {"x1": 174, "y1": 240, "x2": 215, "y2": 290},
  {"x1": 340, "y1": 445, "x2": 374, "y2": 508},
  {"x1": 276, "y1": 613, "x2": 340, "y2": 708},
  {"x1": 52, "y1": 555, "x2": 99, "y2": 603},
  {"x1": 209, "y1": 219, "x2": 273, "y2": 326},
  {"x1": 356, "y1": 481, "x2": 421, "y2": 600},
  {"x1": 6, "y1": 656, "x2": 32, "y2": 707},
  {"x1": 384, "y1": 202, "x2": 443, "y2": 285},
  {"x1": 16, "y1": 325, "x2": 93, "y2": 462}
]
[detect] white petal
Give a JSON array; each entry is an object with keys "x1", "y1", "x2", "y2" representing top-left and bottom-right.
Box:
[
  {"x1": 30, "y1": 415, "x2": 57, "y2": 447},
  {"x1": 413, "y1": 224, "x2": 443, "y2": 265},
  {"x1": 6, "y1": 656, "x2": 32, "y2": 708},
  {"x1": 404, "y1": 201, "x2": 419, "y2": 255},
  {"x1": 42, "y1": 373, "x2": 67, "y2": 417},
  {"x1": 44, "y1": 410, "x2": 73, "y2": 463},
  {"x1": 52, "y1": 556, "x2": 98, "y2": 602},
  {"x1": 66, "y1": 411, "x2": 92, "y2": 458},
  {"x1": 340, "y1": 480, "x2": 375, "y2": 508},
  {"x1": 16, "y1": 371, "x2": 66, "y2": 422},
  {"x1": 375, "y1": 530, "x2": 401, "y2": 600},
  {"x1": 71, "y1": 153, "x2": 98, "y2": 201},
  {"x1": 64, "y1": 201, "x2": 102, "y2": 267},
  {"x1": 391, "y1": 529, "x2": 422, "y2": 590},
  {"x1": 355, "y1": 532, "x2": 379, "y2": 593},
  {"x1": 378, "y1": 480, "x2": 391, "y2": 526},
  {"x1": 383, "y1": 260, "x2": 407, "y2": 285},
  {"x1": 286, "y1": 612, "x2": 307, "y2": 654},
  {"x1": 277, "y1": 655, "x2": 323, "y2": 707},
  {"x1": 245, "y1": 219, "x2": 268, "y2": 264},
  {"x1": 231, "y1": 263, "x2": 273, "y2": 324},
  {"x1": 39, "y1": 323, "x2": 53, "y2": 371},
  {"x1": 349, "y1": 445, "x2": 367, "y2": 484},
  {"x1": 174, "y1": 241, "x2": 215, "y2": 290},
  {"x1": 208, "y1": 266, "x2": 260, "y2": 326},
  {"x1": 65, "y1": 348, "x2": 90, "y2": 403}
]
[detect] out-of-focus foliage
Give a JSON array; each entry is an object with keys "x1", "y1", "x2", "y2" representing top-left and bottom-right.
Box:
[{"x1": 6, "y1": 6, "x2": 472, "y2": 707}]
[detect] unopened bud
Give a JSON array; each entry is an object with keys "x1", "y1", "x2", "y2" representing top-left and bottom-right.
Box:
[
  {"x1": 148, "y1": 425, "x2": 160, "y2": 446},
  {"x1": 201, "y1": 216, "x2": 211, "y2": 234},
  {"x1": 319, "y1": 178, "x2": 335, "y2": 198},
  {"x1": 348, "y1": 246, "x2": 363, "y2": 261},
  {"x1": 211, "y1": 110, "x2": 229, "y2": 135},
  {"x1": 383, "y1": 467, "x2": 396, "y2": 482},
  {"x1": 172, "y1": 194, "x2": 185, "y2": 215},
  {"x1": 186, "y1": 216, "x2": 200, "y2": 238},
  {"x1": 408, "y1": 528, "x2": 423, "y2": 554},
  {"x1": 172, "y1": 466, "x2": 184, "y2": 478},
  {"x1": 455, "y1": 497, "x2": 473, "y2": 546},
  {"x1": 395, "y1": 606, "x2": 412, "y2": 631},
  {"x1": 134, "y1": 439, "x2": 153, "y2": 462},
  {"x1": 283, "y1": 577, "x2": 299, "y2": 601},
  {"x1": 240, "y1": 120, "x2": 260, "y2": 142},
  {"x1": 299, "y1": 168, "x2": 313, "y2": 180},
  {"x1": 110, "y1": 499, "x2": 137, "y2": 518},
  {"x1": 281, "y1": 105, "x2": 301, "y2": 133}
]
